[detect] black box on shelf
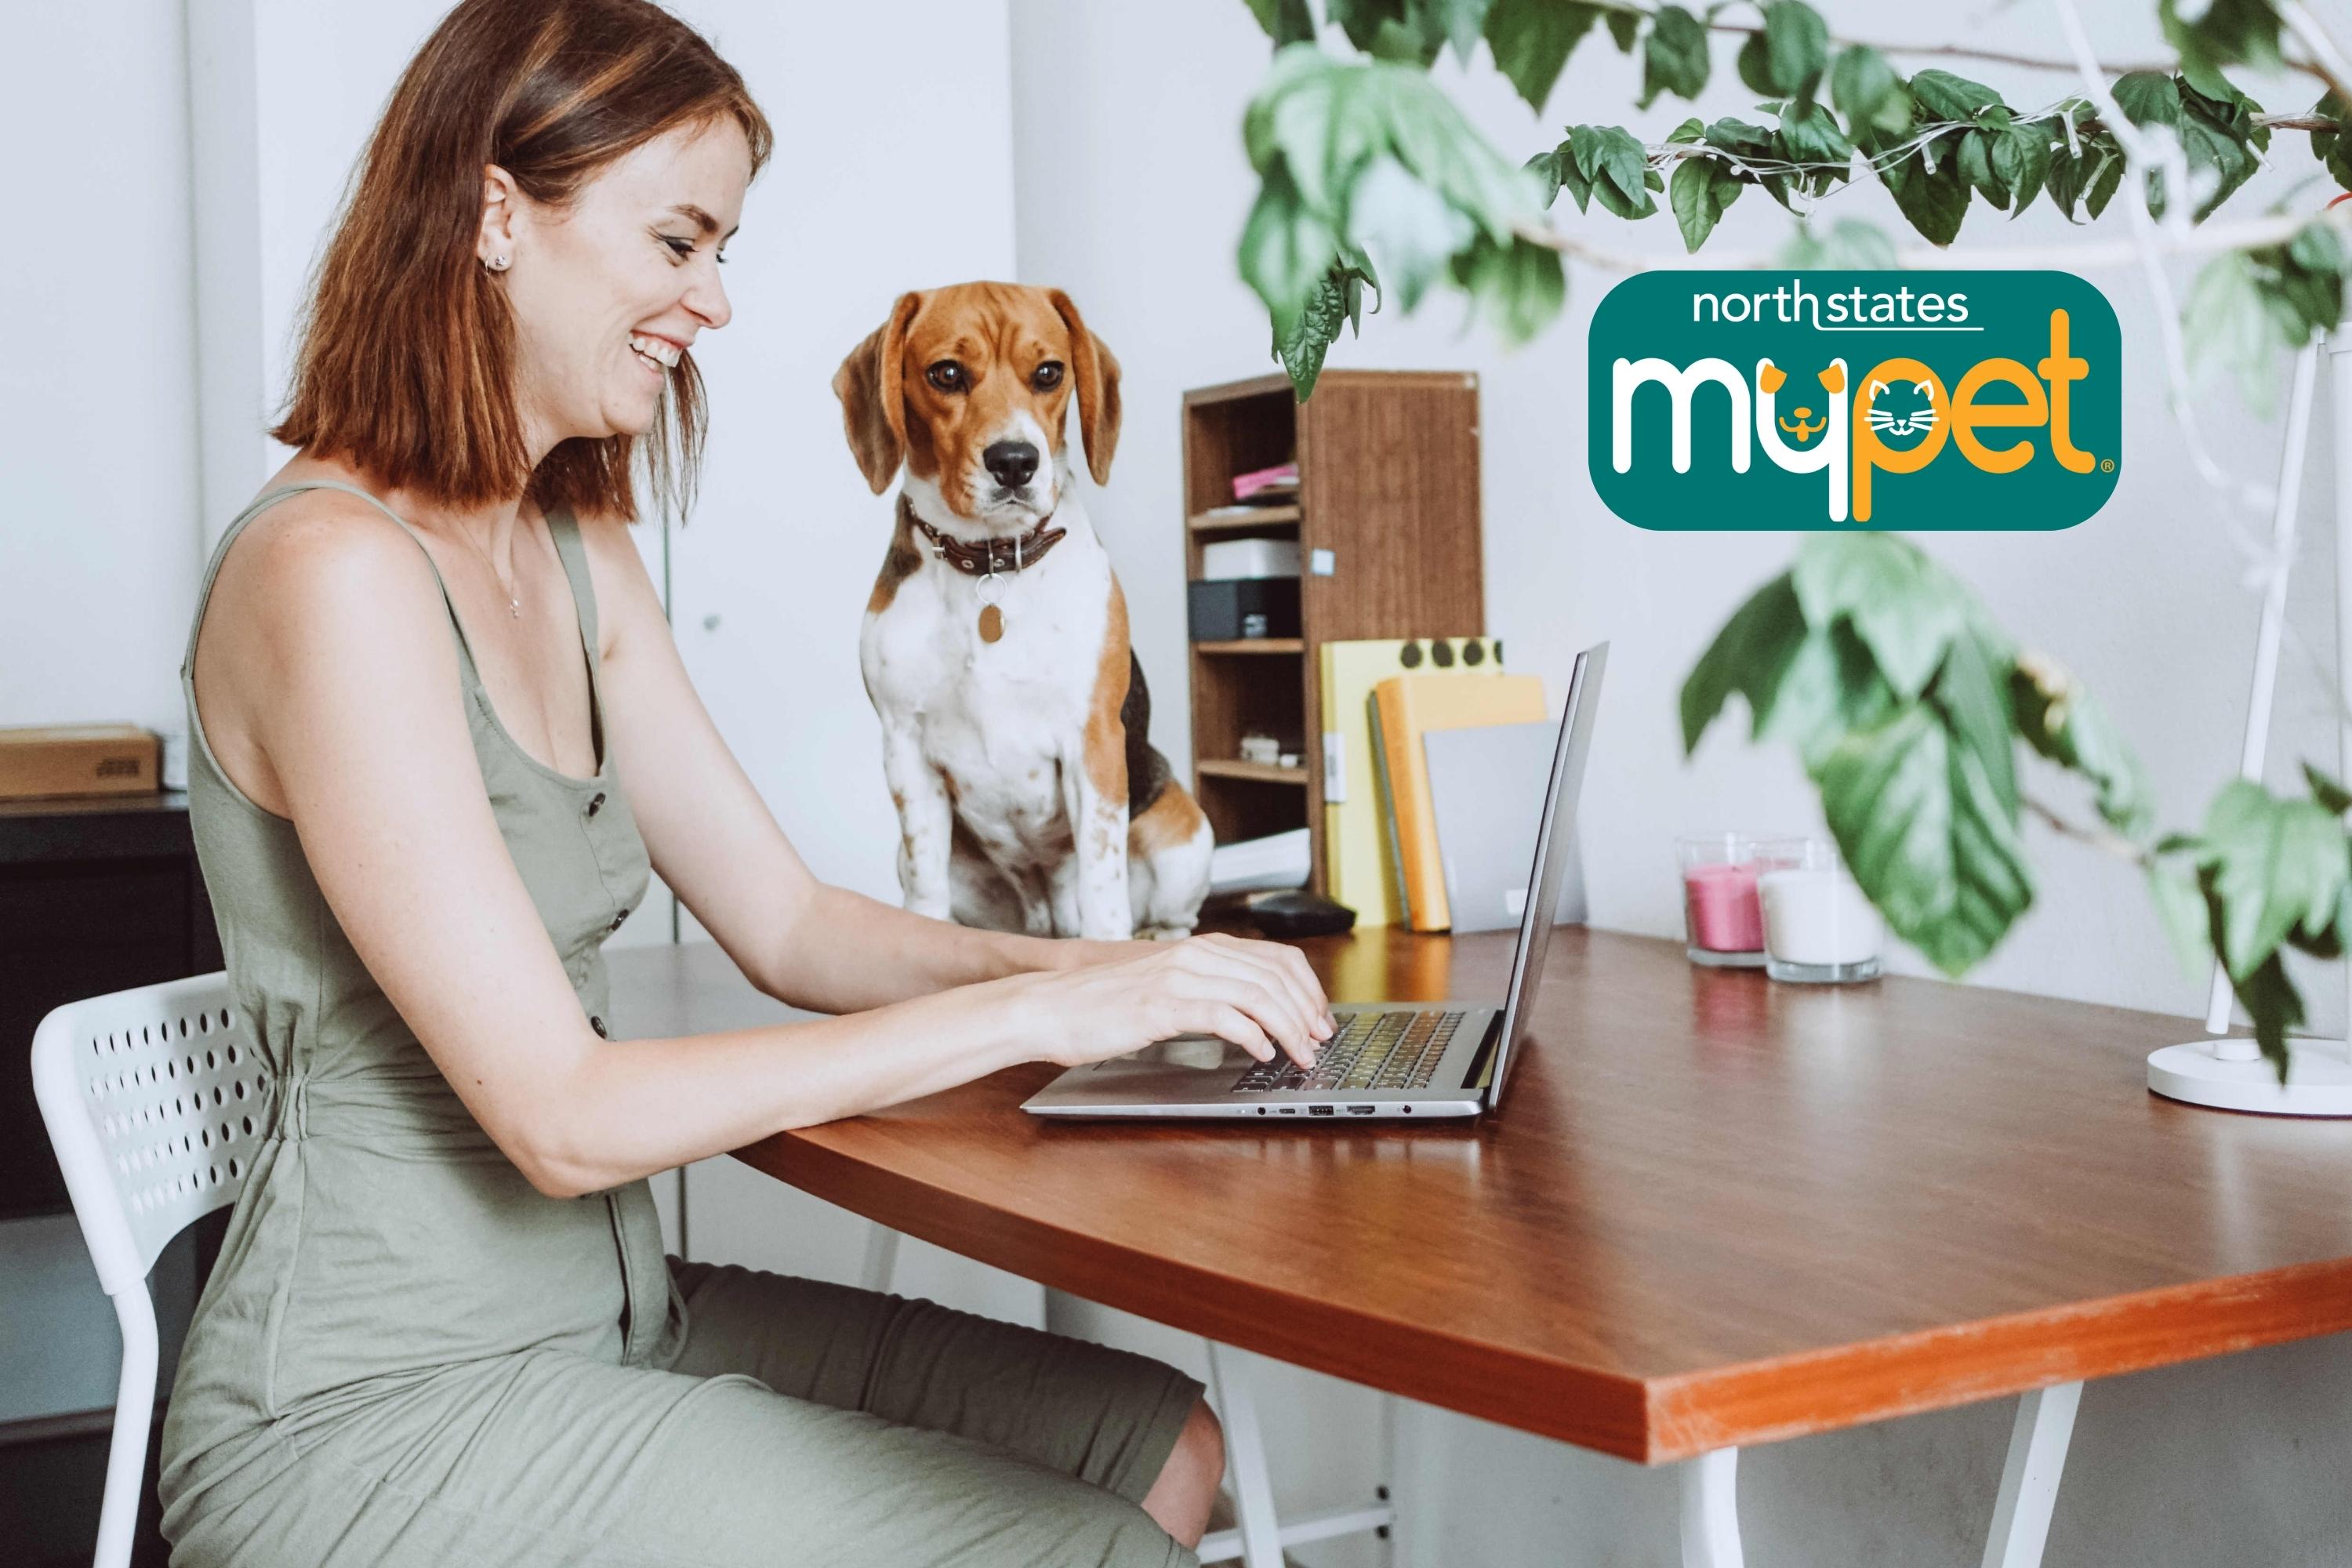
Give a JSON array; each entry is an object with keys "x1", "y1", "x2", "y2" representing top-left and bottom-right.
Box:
[{"x1": 1188, "y1": 578, "x2": 1301, "y2": 641}]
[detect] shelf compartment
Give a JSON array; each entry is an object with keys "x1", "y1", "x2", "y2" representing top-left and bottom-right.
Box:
[
  {"x1": 1196, "y1": 759, "x2": 1308, "y2": 785},
  {"x1": 1189, "y1": 504, "x2": 1301, "y2": 535},
  {"x1": 1194, "y1": 638, "x2": 1303, "y2": 655}
]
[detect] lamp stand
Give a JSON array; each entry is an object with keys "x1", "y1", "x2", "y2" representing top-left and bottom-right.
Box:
[{"x1": 2147, "y1": 310, "x2": 2352, "y2": 1116}]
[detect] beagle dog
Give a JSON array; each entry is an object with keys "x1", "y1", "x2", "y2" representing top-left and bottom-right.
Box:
[{"x1": 833, "y1": 282, "x2": 1213, "y2": 941}]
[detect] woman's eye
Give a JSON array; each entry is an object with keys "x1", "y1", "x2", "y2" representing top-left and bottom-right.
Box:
[
  {"x1": 1032, "y1": 363, "x2": 1064, "y2": 390},
  {"x1": 661, "y1": 236, "x2": 695, "y2": 262},
  {"x1": 927, "y1": 362, "x2": 966, "y2": 391}
]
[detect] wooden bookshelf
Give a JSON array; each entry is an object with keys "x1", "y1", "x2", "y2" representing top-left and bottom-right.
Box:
[{"x1": 1182, "y1": 369, "x2": 1485, "y2": 898}]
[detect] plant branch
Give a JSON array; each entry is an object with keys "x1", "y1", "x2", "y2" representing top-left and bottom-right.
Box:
[
  {"x1": 2022, "y1": 794, "x2": 2150, "y2": 864},
  {"x1": 1508, "y1": 198, "x2": 2352, "y2": 272},
  {"x1": 1581, "y1": 0, "x2": 2333, "y2": 87},
  {"x1": 2276, "y1": 0, "x2": 2352, "y2": 108}
]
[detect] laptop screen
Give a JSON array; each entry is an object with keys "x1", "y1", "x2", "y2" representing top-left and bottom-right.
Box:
[{"x1": 1484, "y1": 641, "x2": 1607, "y2": 1108}]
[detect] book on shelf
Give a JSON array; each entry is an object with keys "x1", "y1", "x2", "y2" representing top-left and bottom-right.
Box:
[
  {"x1": 1316, "y1": 637, "x2": 1504, "y2": 927},
  {"x1": 1371, "y1": 673, "x2": 1546, "y2": 931}
]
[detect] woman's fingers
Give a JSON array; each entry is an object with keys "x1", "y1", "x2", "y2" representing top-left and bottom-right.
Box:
[
  {"x1": 1161, "y1": 957, "x2": 1319, "y2": 1069},
  {"x1": 1200, "y1": 1002, "x2": 1274, "y2": 1062},
  {"x1": 1188, "y1": 935, "x2": 1331, "y2": 1047}
]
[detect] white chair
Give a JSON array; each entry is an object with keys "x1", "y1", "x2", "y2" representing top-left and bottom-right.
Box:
[{"x1": 29, "y1": 971, "x2": 265, "y2": 1568}]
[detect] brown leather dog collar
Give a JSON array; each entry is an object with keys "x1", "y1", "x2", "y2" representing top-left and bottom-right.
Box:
[{"x1": 908, "y1": 503, "x2": 1067, "y2": 577}]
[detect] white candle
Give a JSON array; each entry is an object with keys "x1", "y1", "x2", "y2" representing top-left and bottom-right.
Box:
[{"x1": 1759, "y1": 866, "x2": 1882, "y2": 966}]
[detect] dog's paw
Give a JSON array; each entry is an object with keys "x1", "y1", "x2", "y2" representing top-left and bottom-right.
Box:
[{"x1": 1136, "y1": 924, "x2": 1194, "y2": 942}]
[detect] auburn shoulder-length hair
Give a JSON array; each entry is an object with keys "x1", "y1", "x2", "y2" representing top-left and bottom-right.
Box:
[{"x1": 270, "y1": 0, "x2": 773, "y2": 524}]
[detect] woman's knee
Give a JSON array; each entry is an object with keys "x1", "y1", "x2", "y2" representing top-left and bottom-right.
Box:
[{"x1": 1140, "y1": 1398, "x2": 1223, "y2": 1550}]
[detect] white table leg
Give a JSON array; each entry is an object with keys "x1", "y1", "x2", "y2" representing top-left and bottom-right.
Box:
[
  {"x1": 858, "y1": 1226, "x2": 900, "y2": 1293},
  {"x1": 1679, "y1": 1447, "x2": 1743, "y2": 1568},
  {"x1": 1207, "y1": 1341, "x2": 1286, "y2": 1568},
  {"x1": 1981, "y1": 1381, "x2": 2082, "y2": 1568}
]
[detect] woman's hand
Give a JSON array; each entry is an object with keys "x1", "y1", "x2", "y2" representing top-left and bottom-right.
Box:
[{"x1": 1011, "y1": 932, "x2": 1336, "y2": 1070}]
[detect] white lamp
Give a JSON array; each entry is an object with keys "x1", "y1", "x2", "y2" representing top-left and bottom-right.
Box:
[{"x1": 2147, "y1": 296, "x2": 2352, "y2": 1115}]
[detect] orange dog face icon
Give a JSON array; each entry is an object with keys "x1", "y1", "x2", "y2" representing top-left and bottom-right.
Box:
[{"x1": 1778, "y1": 407, "x2": 1824, "y2": 444}]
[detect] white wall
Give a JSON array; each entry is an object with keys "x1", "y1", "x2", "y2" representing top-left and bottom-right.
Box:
[
  {"x1": 1006, "y1": 0, "x2": 2352, "y2": 1562},
  {"x1": 1, "y1": 0, "x2": 201, "y2": 734}
]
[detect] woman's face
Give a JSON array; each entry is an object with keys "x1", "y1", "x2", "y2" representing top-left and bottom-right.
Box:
[{"x1": 482, "y1": 118, "x2": 750, "y2": 451}]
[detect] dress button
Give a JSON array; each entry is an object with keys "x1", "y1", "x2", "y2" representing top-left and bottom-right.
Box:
[
  {"x1": 590, "y1": 1015, "x2": 608, "y2": 1038},
  {"x1": 610, "y1": 909, "x2": 628, "y2": 932},
  {"x1": 586, "y1": 792, "x2": 605, "y2": 818}
]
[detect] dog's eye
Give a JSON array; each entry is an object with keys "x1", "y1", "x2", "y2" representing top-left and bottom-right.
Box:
[
  {"x1": 1032, "y1": 362, "x2": 1065, "y2": 390},
  {"x1": 926, "y1": 361, "x2": 967, "y2": 392}
]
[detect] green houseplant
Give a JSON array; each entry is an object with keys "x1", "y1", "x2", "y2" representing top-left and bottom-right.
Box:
[{"x1": 1229, "y1": 0, "x2": 2352, "y2": 1076}]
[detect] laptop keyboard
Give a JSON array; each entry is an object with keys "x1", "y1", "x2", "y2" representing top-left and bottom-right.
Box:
[{"x1": 1229, "y1": 1008, "x2": 1468, "y2": 1094}]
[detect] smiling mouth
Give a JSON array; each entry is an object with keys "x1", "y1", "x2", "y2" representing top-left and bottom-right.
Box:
[{"x1": 628, "y1": 332, "x2": 681, "y2": 374}]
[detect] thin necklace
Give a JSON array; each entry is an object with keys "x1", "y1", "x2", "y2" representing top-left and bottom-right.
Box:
[{"x1": 452, "y1": 517, "x2": 523, "y2": 619}]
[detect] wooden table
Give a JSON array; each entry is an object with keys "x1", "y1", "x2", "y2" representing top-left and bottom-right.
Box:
[{"x1": 607, "y1": 926, "x2": 2352, "y2": 1567}]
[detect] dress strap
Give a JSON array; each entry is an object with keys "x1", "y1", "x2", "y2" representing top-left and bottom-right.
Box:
[
  {"x1": 180, "y1": 479, "x2": 481, "y2": 687},
  {"x1": 541, "y1": 506, "x2": 608, "y2": 761}
]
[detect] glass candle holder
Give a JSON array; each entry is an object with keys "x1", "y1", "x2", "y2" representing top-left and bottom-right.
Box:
[
  {"x1": 1677, "y1": 833, "x2": 1777, "y2": 967},
  {"x1": 1757, "y1": 838, "x2": 1883, "y2": 984}
]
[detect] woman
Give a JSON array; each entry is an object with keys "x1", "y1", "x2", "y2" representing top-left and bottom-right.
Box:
[{"x1": 158, "y1": 2, "x2": 1334, "y2": 1563}]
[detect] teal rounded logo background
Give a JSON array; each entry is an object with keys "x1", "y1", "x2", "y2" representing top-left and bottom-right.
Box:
[{"x1": 1587, "y1": 270, "x2": 2122, "y2": 532}]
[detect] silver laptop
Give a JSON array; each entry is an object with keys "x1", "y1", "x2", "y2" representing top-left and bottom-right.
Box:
[{"x1": 1023, "y1": 641, "x2": 1607, "y2": 1122}]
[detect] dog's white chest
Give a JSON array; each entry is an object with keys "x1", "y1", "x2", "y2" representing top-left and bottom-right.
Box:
[{"x1": 862, "y1": 533, "x2": 1112, "y2": 855}]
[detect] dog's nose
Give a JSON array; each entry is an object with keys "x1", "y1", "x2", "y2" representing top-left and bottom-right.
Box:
[{"x1": 984, "y1": 440, "x2": 1040, "y2": 490}]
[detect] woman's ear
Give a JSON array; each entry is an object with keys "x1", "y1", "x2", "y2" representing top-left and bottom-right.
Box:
[
  {"x1": 832, "y1": 292, "x2": 923, "y2": 495},
  {"x1": 477, "y1": 164, "x2": 521, "y2": 268},
  {"x1": 1047, "y1": 289, "x2": 1122, "y2": 487}
]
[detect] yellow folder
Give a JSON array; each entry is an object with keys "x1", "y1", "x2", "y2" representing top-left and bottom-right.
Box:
[
  {"x1": 1319, "y1": 637, "x2": 1504, "y2": 927},
  {"x1": 1374, "y1": 673, "x2": 1547, "y2": 931}
]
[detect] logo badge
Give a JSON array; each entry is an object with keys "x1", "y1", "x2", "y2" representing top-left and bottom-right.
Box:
[{"x1": 1588, "y1": 270, "x2": 2121, "y2": 530}]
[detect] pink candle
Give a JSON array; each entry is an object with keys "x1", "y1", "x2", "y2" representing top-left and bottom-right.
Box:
[{"x1": 1683, "y1": 861, "x2": 1764, "y2": 953}]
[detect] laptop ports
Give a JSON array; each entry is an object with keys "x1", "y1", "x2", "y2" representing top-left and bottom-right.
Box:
[
  {"x1": 1308, "y1": 1105, "x2": 1335, "y2": 1116},
  {"x1": 1347, "y1": 1105, "x2": 1375, "y2": 1115}
]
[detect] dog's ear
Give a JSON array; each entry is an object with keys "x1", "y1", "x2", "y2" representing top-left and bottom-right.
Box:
[
  {"x1": 1047, "y1": 289, "x2": 1122, "y2": 487},
  {"x1": 833, "y1": 292, "x2": 923, "y2": 495}
]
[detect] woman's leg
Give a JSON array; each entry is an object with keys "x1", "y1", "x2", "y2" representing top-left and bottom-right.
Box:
[
  {"x1": 183, "y1": 1344, "x2": 1198, "y2": 1568},
  {"x1": 658, "y1": 1258, "x2": 1217, "y2": 1537}
]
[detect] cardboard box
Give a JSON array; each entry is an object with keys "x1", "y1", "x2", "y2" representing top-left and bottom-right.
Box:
[{"x1": 0, "y1": 724, "x2": 162, "y2": 801}]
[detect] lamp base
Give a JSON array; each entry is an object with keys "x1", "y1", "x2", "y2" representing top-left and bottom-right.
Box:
[{"x1": 2147, "y1": 1039, "x2": 2352, "y2": 1116}]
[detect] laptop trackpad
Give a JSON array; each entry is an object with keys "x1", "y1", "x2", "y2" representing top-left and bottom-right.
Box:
[{"x1": 1095, "y1": 1033, "x2": 1245, "y2": 1072}]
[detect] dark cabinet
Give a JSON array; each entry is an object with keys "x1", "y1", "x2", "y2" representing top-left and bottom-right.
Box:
[{"x1": 2, "y1": 791, "x2": 224, "y2": 1568}]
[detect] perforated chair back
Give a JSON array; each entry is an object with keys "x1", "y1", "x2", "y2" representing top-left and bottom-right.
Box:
[{"x1": 29, "y1": 971, "x2": 270, "y2": 1568}]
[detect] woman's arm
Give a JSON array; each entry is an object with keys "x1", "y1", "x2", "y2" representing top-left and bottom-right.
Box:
[
  {"x1": 242, "y1": 506, "x2": 1326, "y2": 1200},
  {"x1": 577, "y1": 515, "x2": 1143, "y2": 1011}
]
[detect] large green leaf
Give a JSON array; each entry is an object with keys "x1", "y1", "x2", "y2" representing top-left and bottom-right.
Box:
[
  {"x1": 2192, "y1": 779, "x2": 2350, "y2": 981},
  {"x1": 1243, "y1": 0, "x2": 1317, "y2": 47},
  {"x1": 1447, "y1": 234, "x2": 1565, "y2": 342},
  {"x1": 1910, "y1": 68, "x2": 2002, "y2": 122},
  {"x1": 1814, "y1": 703, "x2": 2035, "y2": 975},
  {"x1": 2314, "y1": 93, "x2": 2352, "y2": 193},
  {"x1": 1791, "y1": 535, "x2": 1969, "y2": 702},
  {"x1": 1640, "y1": 5, "x2": 1711, "y2": 110},
  {"x1": 1831, "y1": 45, "x2": 1909, "y2": 138},
  {"x1": 2159, "y1": 0, "x2": 2281, "y2": 101},
  {"x1": 1879, "y1": 140, "x2": 1971, "y2": 245},
  {"x1": 1483, "y1": 0, "x2": 1599, "y2": 113},
  {"x1": 1668, "y1": 157, "x2": 1742, "y2": 252},
  {"x1": 1681, "y1": 573, "x2": 1807, "y2": 754},
  {"x1": 1348, "y1": 153, "x2": 1474, "y2": 309},
  {"x1": 1738, "y1": 0, "x2": 1828, "y2": 110}
]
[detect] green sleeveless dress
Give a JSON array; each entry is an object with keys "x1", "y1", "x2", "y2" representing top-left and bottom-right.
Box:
[{"x1": 158, "y1": 480, "x2": 1201, "y2": 1567}]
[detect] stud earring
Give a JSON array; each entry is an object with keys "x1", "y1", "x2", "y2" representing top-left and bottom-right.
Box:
[{"x1": 485, "y1": 253, "x2": 510, "y2": 272}]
